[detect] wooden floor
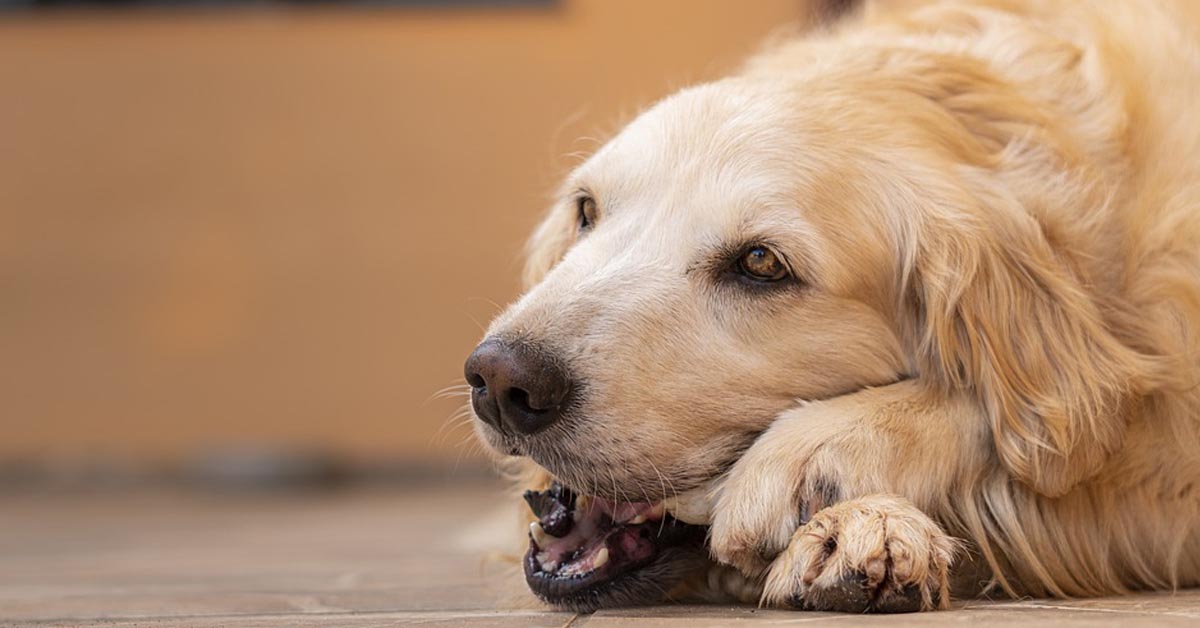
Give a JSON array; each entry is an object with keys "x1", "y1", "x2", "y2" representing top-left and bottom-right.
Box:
[{"x1": 3, "y1": 480, "x2": 1199, "y2": 627}]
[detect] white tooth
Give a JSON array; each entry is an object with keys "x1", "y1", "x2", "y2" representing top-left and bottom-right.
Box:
[
  {"x1": 576, "y1": 494, "x2": 591, "y2": 512},
  {"x1": 593, "y1": 546, "x2": 609, "y2": 569},
  {"x1": 648, "y1": 502, "x2": 666, "y2": 519},
  {"x1": 536, "y1": 551, "x2": 556, "y2": 572},
  {"x1": 629, "y1": 514, "x2": 647, "y2": 525},
  {"x1": 529, "y1": 521, "x2": 549, "y2": 547}
]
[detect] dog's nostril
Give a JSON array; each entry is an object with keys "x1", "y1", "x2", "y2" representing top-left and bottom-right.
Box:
[
  {"x1": 507, "y1": 387, "x2": 543, "y2": 414},
  {"x1": 465, "y1": 372, "x2": 487, "y2": 389}
]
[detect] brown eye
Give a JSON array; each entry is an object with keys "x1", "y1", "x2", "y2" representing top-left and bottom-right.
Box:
[
  {"x1": 735, "y1": 246, "x2": 788, "y2": 282},
  {"x1": 577, "y1": 195, "x2": 597, "y2": 232}
]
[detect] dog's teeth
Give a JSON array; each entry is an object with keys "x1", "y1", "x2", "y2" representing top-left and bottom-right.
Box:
[
  {"x1": 529, "y1": 521, "x2": 550, "y2": 547},
  {"x1": 648, "y1": 502, "x2": 665, "y2": 519},
  {"x1": 536, "y1": 550, "x2": 555, "y2": 570},
  {"x1": 576, "y1": 494, "x2": 591, "y2": 512},
  {"x1": 592, "y1": 546, "x2": 609, "y2": 569},
  {"x1": 629, "y1": 514, "x2": 647, "y2": 525}
]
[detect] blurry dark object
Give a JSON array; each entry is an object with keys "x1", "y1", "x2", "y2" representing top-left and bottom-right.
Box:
[{"x1": 524, "y1": 481, "x2": 576, "y2": 537}]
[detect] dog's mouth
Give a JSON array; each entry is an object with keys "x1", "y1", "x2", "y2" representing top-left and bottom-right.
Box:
[{"x1": 523, "y1": 482, "x2": 707, "y2": 611}]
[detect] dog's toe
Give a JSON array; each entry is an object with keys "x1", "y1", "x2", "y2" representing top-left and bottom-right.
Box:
[
  {"x1": 796, "y1": 572, "x2": 924, "y2": 613},
  {"x1": 761, "y1": 494, "x2": 956, "y2": 613}
]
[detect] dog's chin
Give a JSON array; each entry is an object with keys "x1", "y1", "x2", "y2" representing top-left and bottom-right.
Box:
[{"x1": 522, "y1": 482, "x2": 709, "y2": 612}]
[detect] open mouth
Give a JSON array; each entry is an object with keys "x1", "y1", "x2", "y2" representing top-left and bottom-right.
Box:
[{"x1": 523, "y1": 482, "x2": 708, "y2": 611}]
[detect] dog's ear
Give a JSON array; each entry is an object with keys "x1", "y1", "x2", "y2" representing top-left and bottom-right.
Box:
[
  {"x1": 522, "y1": 205, "x2": 577, "y2": 289},
  {"x1": 889, "y1": 52, "x2": 1165, "y2": 496},
  {"x1": 907, "y1": 178, "x2": 1161, "y2": 497}
]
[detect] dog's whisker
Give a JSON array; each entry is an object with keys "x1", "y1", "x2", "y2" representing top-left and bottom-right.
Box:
[
  {"x1": 432, "y1": 419, "x2": 473, "y2": 448},
  {"x1": 632, "y1": 455, "x2": 654, "y2": 506},
  {"x1": 457, "y1": 306, "x2": 489, "y2": 335},
  {"x1": 643, "y1": 457, "x2": 674, "y2": 535},
  {"x1": 421, "y1": 382, "x2": 474, "y2": 423},
  {"x1": 425, "y1": 383, "x2": 473, "y2": 406},
  {"x1": 432, "y1": 383, "x2": 473, "y2": 396},
  {"x1": 605, "y1": 466, "x2": 619, "y2": 504},
  {"x1": 432, "y1": 402, "x2": 478, "y2": 446},
  {"x1": 451, "y1": 432, "x2": 487, "y2": 475},
  {"x1": 465, "y1": 296, "x2": 506, "y2": 317}
]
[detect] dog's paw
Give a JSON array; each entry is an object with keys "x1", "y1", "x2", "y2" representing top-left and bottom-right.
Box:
[
  {"x1": 761, "y1": 495, "x2": 957, "y2": 613},
  {"x1": 708, "y1": 467, "x2": 799, "y2": 578},
  {"x1": 708, "y1": 417, "x2": 842, "y2": 578}
]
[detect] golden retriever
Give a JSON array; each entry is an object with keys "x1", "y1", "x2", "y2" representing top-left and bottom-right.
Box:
[{"x1": 464, "y1": 0, "x2": 1200, "y2": 613}]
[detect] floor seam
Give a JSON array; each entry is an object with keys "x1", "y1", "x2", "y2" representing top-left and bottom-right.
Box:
[
  {"x1": 971, "y1": 602, "x2": 1200, "y2": 618},
  {"x1": 560, "y1": 612, "x2": 591, "y2": 628}
]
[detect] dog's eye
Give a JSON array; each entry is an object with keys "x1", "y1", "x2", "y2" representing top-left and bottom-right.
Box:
[
  {"x1": 576, "y1": 195, "x2": 597, "y2": 232},
  {"x1": 735, "y1": 246, "x2": 789, "y2": 282}
]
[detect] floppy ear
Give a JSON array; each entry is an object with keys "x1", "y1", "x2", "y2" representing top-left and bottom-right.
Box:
[
  {"x1": 909, "y1": 184, "x2": 1160, "y2": 497},
  {"x1": 522, "y1": 205, "x2": 577, "y2": 289},
  {"x1": 881, "y1": 50, "x2": 1165, "y2": 496}
]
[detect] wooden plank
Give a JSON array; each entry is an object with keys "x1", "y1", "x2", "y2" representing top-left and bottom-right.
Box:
[{"x1": 3, "y1": 485, "x2": 1199, "y2": 626}]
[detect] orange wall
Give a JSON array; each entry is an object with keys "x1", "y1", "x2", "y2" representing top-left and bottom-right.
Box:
[{"x1": 0, "y1": 1, "x2": 812, "y2": 468}]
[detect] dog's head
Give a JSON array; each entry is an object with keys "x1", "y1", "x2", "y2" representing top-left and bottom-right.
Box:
[
  {"x1": 468, "y1": 79, "x2": 912, "y2": 498},
  {"x1": 465, "y1": 51, "x2": 1159, "y2": 609},
  {"x1": 465, "y1": 76, "x2": 919, "y2": 609}
]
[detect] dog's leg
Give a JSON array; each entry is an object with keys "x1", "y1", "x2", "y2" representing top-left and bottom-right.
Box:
[{"x1": 709, "y1": 379, "x2": 990, "y2": 612}]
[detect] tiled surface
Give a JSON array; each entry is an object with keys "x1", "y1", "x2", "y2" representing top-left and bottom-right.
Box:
[{"x1": 2, "y1": 482, "x2": 1198, "y2": 627}]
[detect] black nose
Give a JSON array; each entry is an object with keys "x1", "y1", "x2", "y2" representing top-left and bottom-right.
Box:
[{"x1": 463, "y1": 339, "x2": 572, "y2": 436}]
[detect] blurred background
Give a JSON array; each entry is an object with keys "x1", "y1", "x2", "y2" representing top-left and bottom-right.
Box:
[
  {"x1": 0, "y1": 0, "x2": 827, "y2": 491},
  {"x1": 8, "y1": 5, "x2": 1199, "y2": 625}
]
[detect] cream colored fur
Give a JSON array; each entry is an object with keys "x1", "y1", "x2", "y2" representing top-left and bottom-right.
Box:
[{"x1": 478, "y1": 0, "x2": 1200, "y2": 611}]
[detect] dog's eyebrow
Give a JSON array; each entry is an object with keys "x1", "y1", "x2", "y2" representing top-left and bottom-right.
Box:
[{"x1": 685, "y1": 240, "x2": 740, "y2": 276}]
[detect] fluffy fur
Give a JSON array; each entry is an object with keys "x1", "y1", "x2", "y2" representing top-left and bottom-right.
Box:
[{"x1": 474, "y1": 0, "x2": 1200, "y2": 611}]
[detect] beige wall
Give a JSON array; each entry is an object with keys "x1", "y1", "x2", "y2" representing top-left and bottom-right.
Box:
[{"x1": 0, "y1": 1, "x2": 812, "y2": 469}]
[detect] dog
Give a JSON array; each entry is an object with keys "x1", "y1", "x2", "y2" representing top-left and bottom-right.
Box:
[{"x1": 464, "y1": 0, "x2": 1200, "y2": 613}]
